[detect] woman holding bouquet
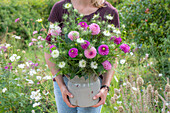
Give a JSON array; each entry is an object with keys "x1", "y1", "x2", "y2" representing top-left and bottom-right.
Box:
[{"x1": 45, "y1": 0, "x2": 120, "y2": 112}]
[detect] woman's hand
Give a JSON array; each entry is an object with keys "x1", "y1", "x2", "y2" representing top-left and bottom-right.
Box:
[
  {"x1": 91, "y1": 88, "x2": 108, "y2": 107},
  {"x1": 60, "y1": 85, "x2": 78, "y2": 108}
]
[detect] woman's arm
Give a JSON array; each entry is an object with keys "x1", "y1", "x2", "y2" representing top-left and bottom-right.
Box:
[
  {"x1": 44, "y1": 24, "x2": 76, "y2": 108},
  {"x1": 91, "y1": 58, "x2": 117, "y2": 107}
]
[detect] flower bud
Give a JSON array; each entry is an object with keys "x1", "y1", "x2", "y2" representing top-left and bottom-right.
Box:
[
  {"x1": 165, "y1": 84, "x2": 170, "y2": 92},
  {"x1": 118, "y1": 106, "x2": 124, "y2": 112},
  {"x1": 147, "y1": 84, "x2": 152, "y2": 94},
  {"x1": 114, "y1": 88, "x2": 120, "y2": 95},
  {"x1": 126, "y1": 82, "x2": 132, "y2": 90},
  {"x1": 136, "y1": 77, "x2": 144, "y2": 87},
  {"x1": 110, "y1": 97, "x2": 116, "y2": 104}
]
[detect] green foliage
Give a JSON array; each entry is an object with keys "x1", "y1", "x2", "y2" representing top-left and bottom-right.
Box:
[
  {"x1": 0, "y1": 0, "x2": 58, "y2": 40},
  {"x1": 117, "y1": 0, "x2": 170, "y2": 77}
]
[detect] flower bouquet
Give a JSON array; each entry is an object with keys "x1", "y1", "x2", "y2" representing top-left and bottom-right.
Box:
[{"x1": 45, "y1": 3, "x2": 130, "y2": 107}]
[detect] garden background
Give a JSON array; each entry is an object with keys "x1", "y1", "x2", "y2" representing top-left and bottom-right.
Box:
[{"x1": 0, "y1": 0, "x2": 169, "y2": 112}]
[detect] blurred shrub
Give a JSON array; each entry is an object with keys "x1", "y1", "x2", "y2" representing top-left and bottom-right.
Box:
[
  {"x1": 0, "y1": 0, "x2": 57, "y2": 40},
  {"x1": 117, "y1": 0, "x2": 170, "y2": 77}
]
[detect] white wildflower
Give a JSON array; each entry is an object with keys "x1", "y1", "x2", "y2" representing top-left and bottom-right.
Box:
[
  {"x1": 5, "y1": 43, "x2": 11, "y2": 48},
  {"x1": 13, "y1": 35, "x2": 21, "y2": 39},
  {"x1": 145, "y1": 53, "x2": 149, "y2": 57},
  {"x1": 64, "y1": 3, "x2": 72, "y2": 9},
  {"x1": 117, "y1": 101, "x2": 122, "y2": 104},
  {"x1": 58, "y1": 61, "x2": 65, "y2": 68},
  {"x1": 91, "y1": 61, "x2": 98, "y2": 69},
  {"x1": 123, "y1": 83, "x2": 126, "y2": 86},
  {"x1": 77, "y1": 38, "x2": 85, "y2": 43},
  {"x1": 29, "y1": 69, "x2": 37, "y2": 76},
  {"x1": 158, "y1": 73, "x2": 162, "y2": 77},
  {"x1": 114, "y1": 107, "x2": 118, "y2": 110},
  {"x1": 122, "y1": 24, "x2": 125, "y2": 29},
  {"x1": 51, "y1": 49, "x2": 59, "y2": 58},
  {"x1": 79, "y1": 59, "x2": 86, "y2": 68},
  {"x1": 36, "y1": 19, "x2": 42, "y2": 23},
  {"x1": 106, "y1": 14, "x2": 113, "y2": 20},
  {"x1": 16, "y1": 56, "x2": 21, "y2": 59},
  {"x1": 120, "y1": 59, "x2": 126, "y2": 64},
  {"x1": 43, "y1": 76, "x2": 52, "y2": 80},
  {"x1": 33, "y1": 102, "x2": 41, "y2": 107},
  {"x1": 26, "y1": 79, "x2": 34, "y2": 84},
  {"x1": 2, "y1": 88, "x2": 7, "y2": 93},
  {"x1": 9, "y1": 56, "x2": 16, "y2": 62},
  {"x1": 113, "y1": 29, "x2": 121, "y2": 34},
  {"x1": 31, "y1": 110, "x2": 35, "y2": 113},
  {"x1": 36, "y1": 76, "x2": 42, "y2": 80},
  {"x1": 103, "y1": 30, "x2": 111, "y2": 36},
  {"x1": 130, "y1": 52, "x2": 133, "y2": 56},
  {"x1": 18, "y1": 64, "x2": 25, "y2": 69},
  {"x1": 132, "y1": 87, "x2": 137, "y2": 91}
]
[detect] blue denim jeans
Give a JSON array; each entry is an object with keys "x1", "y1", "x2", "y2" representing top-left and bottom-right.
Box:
[{"x1": 53, "y1": 76, "x2": 102, "y2": 113}]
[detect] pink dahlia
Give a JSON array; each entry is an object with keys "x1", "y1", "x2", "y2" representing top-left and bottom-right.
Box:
[
  {"x1": 120, "y1": 44, "x2": 130, "y2": 53},
  {"x1": 98, "y1": 45, "x2": 109, "y2": 56},
  {"x1": 89, "y1": 23, "x2": 100, "y2": 35},
  {"x1": 50, "y1": 45, "x2": 57, "y2": 53},
  {"x1": 102, "y1": 60, "x2": 112, "y2": 70},
  {"x1": 68, "y1": 48, "x2": 78, "y2": 58},
  {"x1": 111, "y1": 36, "x2": 122, "y2": 45},
  {"x1": 78, "y1": 22, "x2": 88, "y2": 30},
  {"x1": 84, "y1": 47, "x2": 97, "y2": 59},
  {"x1": 68, "y1": 31, "x2": 79, "y2": 41},
  {"x1": 81, "y1": 40, "x2": 90, "y2": 49}
]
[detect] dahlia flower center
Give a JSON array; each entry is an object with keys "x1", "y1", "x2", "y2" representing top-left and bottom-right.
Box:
[
  {"x1": 102, "y1": 47, "x2": 106, "y2": 50},
  {"x1": 89, "y1": 51, "x2": 93, "y2": 55},
  {"x1": 82, "y1": 23, "x2": 84, "y2": 25},
  {"x1": 71, "y1": 50, "x2": 74, "y2": 52}
]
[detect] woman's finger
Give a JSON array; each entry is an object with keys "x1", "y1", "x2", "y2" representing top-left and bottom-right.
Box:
[
  {"x1": 93, "y1": 92, "x2": 102, "y2": 100},
  {"x1": 63, "y1": 95, "x2": 77, "y2": 108},
  {"x1": 91, "y1": 98, "x2": 105, "y2": 107}
]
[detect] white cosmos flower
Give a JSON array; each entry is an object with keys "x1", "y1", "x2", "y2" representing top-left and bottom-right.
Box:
[
  {"x1": 58, "y1": 61, "x2": 65, "y2": 68},
  {"x1": 117, "y1": 101, "x2": 122, "y2": 104},
  {"x1": 36, "y1": 19, "x2": 42, "y2": 23},
  {"x1": 145, "y1": 53, "x2": 149, "y2": 57},
  {"x1": 77, "y1": 38, "x2": 85, "y2": 43},
  {"x1": 158, "y1": 73, "x2": 162, "y2": 77},
  {"x1": 5, "y1": 43, "x2": 11, "y2": 48},
  {"x1": 26, "y1": 79, "x2": 34, "y2": 84},
  {"x1": 2, "y1": 88, "x2": 7, "y2": 93},
  {"x1": 36, "y1": 76, "x2": 42, "y2": 80},
  {"x1": 113, "y1": 29, "x2": 121, "y2": 34},
  {"x1": 106, "y1": 14, "x2": 113, "y2": 20},
  {"x1": 9, "y1": 56, "x2": 16, "y2": 62},
  {"x1": 51, "y1": 50, "x2": 59, "y2": 58},
  {"x1": 79, "y1": 59, "x2": 86, "y2": 68},
  {"x1": 29, "y1": 69, "x2": 37, "y2": 76},
  {"x1": 91, "y1": 61, "x2": 98, "y2": 69},
  {"x1": 120, "y1": 59, "x2": 126, "y2": 64},
  {"x1": 103, "y1": 30, "x2": 111, "y2": 36},
  {"x1": 31, "y1": 110, "x2": 35, "y2": 113},
  {"x1": 132, "y1": 87, "x2": 137, "y2": 91},
  {"x1": 130, "y1": 52, "x2": 133, "y2": 56},
  {"x1": 43, "y1": 76, "x2": 52, "y2": 80},
  {"x1": 16, "y1": 56, "x2": 21, "y2": 59},
  {"x1": 64, "y1": 3, "x2": 72, "y2": 9},
  {"x1": 114, "y1": 107, "x2": 118, "y2": 110},
  {"x1": 33, "y1": 102, "x2": 41, "y2": 107},
  {"x1": 18, "y1": 64, "x2": 25, "y2": 68}
]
